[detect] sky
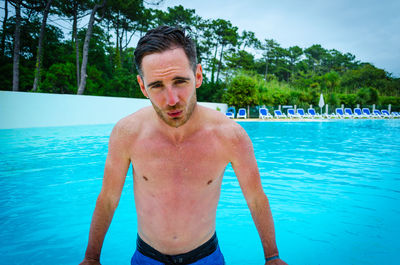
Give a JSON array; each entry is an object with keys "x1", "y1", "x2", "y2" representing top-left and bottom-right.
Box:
[{"x1": 156, "y1": 0, "x2": 400, "y2": 77}]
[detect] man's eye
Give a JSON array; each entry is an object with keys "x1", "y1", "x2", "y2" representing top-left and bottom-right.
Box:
[
  {"x1": 151, "y1": 84, "x2": 162, "y2": 89},
  {"x1": 175, "y1": 80, "x2": 187, "y2": 85}
]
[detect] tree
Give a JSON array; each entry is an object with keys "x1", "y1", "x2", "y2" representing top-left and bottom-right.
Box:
[
  {"x1": 1, "y1": 0, "x2": 9, "y2": 57},
  {"x1": 77, "y1": 0, "x2": 106, "y2": 95},
  {"x1": 304, "y1": 44, "x2": 328, "y2": 73},
  {"x1": 287, "y1": 46, "x2": 302, "y2": 77},
  {"x1": 10, "y1": 0, "x2": 21, "y2": 91},
  {"x1": 239, "y1": 30, "x2": 260, "y2": 51},
  {"x1": 259, "y1": 39, "x2": 279, "y2": 80},
  {"x1": 224, "y1": 50, "x2": 256, "y2": 72},
  {"x1": 341, "y1": 64, "x2": 388, "y2": 94},
  {"x1": 154, "y1": 5, "x2": 198, "y2": 30},
  {"x1": 32, "y1": 0, "x2": 53, "y2": 92},
  {"x1": 207, "y1": 19, "x2": 238, "y2": 83},
  {"x1": 105, "y1": 0, "x2": 146, "y2": 69},
  {"x1": 54, "y1": 0, "x2": 93, "y2": 90}
]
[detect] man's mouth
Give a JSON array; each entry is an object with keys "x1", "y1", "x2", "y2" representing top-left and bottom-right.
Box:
[{"x1": 167, "y1": 110, "x2": 183, "y2": 118}]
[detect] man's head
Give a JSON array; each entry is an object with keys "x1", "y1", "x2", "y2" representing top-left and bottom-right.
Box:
[
  {"x1": 135, "y1": 26, "x2": 203, "y2": 128},
  {"x1": 134, "y1": 26, "x2": 197, "y2": 77}
]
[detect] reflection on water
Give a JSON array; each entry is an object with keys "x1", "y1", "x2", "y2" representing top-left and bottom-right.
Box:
[{"x1": 0, "y1": 120, "x2": 399, "y2": 265}]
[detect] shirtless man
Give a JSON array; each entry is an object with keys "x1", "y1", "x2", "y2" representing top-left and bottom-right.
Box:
[{"x1": 80, "y1": 26, "x2": 287, "y2": 265}]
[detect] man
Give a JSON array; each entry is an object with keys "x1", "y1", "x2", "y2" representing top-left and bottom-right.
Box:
[{"x1": 80, "y1": 26, "x2": 287, "y2": 265}]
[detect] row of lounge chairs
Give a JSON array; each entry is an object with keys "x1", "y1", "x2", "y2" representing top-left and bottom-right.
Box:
[
  {"x1": 333, "y1": 108, "x2": 399, "y2": 119},
  {"x1": 225, "y1": 107, "x2": 400, "y2": 119}
]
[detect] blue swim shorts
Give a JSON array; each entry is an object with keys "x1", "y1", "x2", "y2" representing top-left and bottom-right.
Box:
[{"x1": 131, "y1": 233, "x2": 225, "y2": 265}]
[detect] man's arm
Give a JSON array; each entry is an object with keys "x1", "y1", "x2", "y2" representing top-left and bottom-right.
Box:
[
  {"x1": 80, "y1": 122, "x2": 131, "y2": 265},
  {"x1": 229, "y1": 125, "x2": 287, "y2": 265}
]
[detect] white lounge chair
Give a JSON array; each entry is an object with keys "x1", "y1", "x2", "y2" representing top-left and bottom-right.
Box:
[
  {"x1": 344, "y1": 108, "x2": 354, "y2": 118},
  {"x1": 274, "y1": 110, "x2": 287, "y2": 119},
  {"x1": 392, "y1": 112, "x2": 400, "y2": 118},
  {"x1": 308, "y1": 108, "x2": 322, "y2": 119},
  {"x1": 297, "y1": 108, "x2": 307, "y2": 118},
  {"x1": 335, "y1": 108, "x2": 345, "y2": 119},
  {"x1": 372, "y1": 110, "x2": 382, "y2": 118},
  {"x1": 237, "y1": 108, "x2": 247, "y2": 119},
  {"x1": 353, "y1": 108, "x2": 364, "y2": 118},
  {"x1": 259, "y1": 108, "x2": 272, "y2": 119},
  {"x1": 225, "y1": 112, "x2": 234, "y2": 119},
  {"x1": 381, "y1": 110, "x2": 392, "y2": 118},
  {"x1": 287, "y1": 109, "x2": 300, "y2": 118},
  {"x1": 362, "y1": 108, "x2": 372, "y2": 118}
]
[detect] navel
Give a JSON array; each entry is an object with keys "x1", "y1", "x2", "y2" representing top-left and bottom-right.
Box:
[
  {"x1": 207, "y1": 179, "x2": 213, "y2": 185},
  {"x1": 143, "y1": 175, "x2": 148, "y2": 181}
]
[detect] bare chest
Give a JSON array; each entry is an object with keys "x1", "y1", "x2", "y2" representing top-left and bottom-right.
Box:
[{"x1": 130, "y1": 133, "x2": 227, "y2": 187}]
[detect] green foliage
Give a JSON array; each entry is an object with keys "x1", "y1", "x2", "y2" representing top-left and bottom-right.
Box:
[
  {"x1": 223, "y1": 74, "x2": 257, "y2": 108},
  {"x1": 0, "y1": 58, "x2": 13, "y2": 90},
  {"x1": 85, "y1": 65, "x2": 107, "y2": 95},
  {"x1": 197, "y1": 81, "x2": 225, "y2": 103},
  {"x1": 341, "y1": 64, "x2": 391, "y2": 95},
  {"x1": 327, "y1": 93, "x2": 341, "y2": 107},
  {"x1": 380, "y1": 96, "x2": 400, "y2": 110},
  {"x1": 356, "y1": 87, "x2": 379, "y2": 105},
  {"x1": 40, "y1": 62, "x2": 76, "y2": 93},
  {"x1": 104, "y1": 68, "x2": 143, "y2": 98},
  {"x1": 1, "y1": 1, "x2": 398, "y2": 103},
  {"x1": 337, "y1": 93, "x2": 357, "y2": 107},
  {"x1": 225, "y1": 50, "x2": 255, "y2": 71}
]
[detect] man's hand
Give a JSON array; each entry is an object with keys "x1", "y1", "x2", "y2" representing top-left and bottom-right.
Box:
[
  {"x1": 265, "y1": 258, "x2": 288, "y2": 265},
  {"x1": 79, "y1": 258, "x2": 101, "y2": 265}
]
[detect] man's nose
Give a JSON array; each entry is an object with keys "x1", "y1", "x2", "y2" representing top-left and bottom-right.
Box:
[{"x1": 166, "y1": 87, "x2": 179, "y2": 106}]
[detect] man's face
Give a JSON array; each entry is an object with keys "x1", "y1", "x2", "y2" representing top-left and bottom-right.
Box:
[{"x1": 137, "y1": 48, "x2": 203, "y2": 128}]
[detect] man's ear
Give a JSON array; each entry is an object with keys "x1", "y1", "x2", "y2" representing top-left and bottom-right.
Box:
[
  {"x1": 195, "y1": 64, "x2": 203, "y2": 89},
  {"x1": 137, "y1": 75, "x2": 149, "y2": 98}
]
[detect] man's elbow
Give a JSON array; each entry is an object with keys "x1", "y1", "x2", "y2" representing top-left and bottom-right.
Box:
[
  {"x1": 245, "y1": 188, "x2": 269, "y2": 211},
  {"x1": 96, "y1": 190, "x2": 120, "y2": 213}
]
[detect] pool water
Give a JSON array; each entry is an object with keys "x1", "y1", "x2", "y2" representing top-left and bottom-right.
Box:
[{"x1": 0, "y1": 120, "x2": 399, "y2": 265}]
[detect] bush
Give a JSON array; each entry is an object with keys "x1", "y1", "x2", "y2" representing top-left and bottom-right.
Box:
[
  {"x1": 39, "y1": 62, "x2": 76, "y2": 94},
  {"x1": 104, "y1": 68, "x2": 142, "y2": 98},
  {"x1": 356, "y1": 87, "x2": 379, "y2": 105},
  {"x1": 380, "y1": 96, "x2": 400, "y2": 111},
  {"x1": 223, "y1": 74, "x2": 257, "y2": 108},
  {"x1": 197, "y1": 81, "x2": 225, "y2": 103},
  {"x1": 337, "y1": 93, "x2": 357, "y2": 106}
]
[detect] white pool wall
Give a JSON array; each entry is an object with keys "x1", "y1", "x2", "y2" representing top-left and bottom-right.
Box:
[{"x1": 0, "y1": 91, "x2": 228, "y2": 129}]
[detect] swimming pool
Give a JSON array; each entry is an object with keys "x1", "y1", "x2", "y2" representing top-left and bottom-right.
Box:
[{"x1": 1, "y1": 120, "x2": 399, "y2": 265}]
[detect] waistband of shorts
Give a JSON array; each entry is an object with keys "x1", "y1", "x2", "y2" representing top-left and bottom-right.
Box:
[{"x1": 136, "y1": 232, "x2": 218, "y2": 265}]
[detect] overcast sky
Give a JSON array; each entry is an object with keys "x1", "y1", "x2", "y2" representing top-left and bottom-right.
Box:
[{"x1": 156, "y1": 0, "x2": 400, "y2": 77}]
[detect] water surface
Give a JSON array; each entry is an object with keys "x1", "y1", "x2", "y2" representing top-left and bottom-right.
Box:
[{"x1": 0, "y1": 120, "x2": 399, "y2": 264}]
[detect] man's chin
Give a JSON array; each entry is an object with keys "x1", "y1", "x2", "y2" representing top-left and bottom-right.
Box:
[{"x1": 160, "y1": 114, "x2": 187, "y2": 128}]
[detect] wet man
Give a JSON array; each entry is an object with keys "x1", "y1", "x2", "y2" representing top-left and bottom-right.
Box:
[{"x1": 80, "y1": 26, "x2": 287, "y2": 265}]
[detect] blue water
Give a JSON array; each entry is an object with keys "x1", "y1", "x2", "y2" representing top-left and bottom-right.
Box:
[{"x1": 0, "y1": 120, "x2": 400, "y2": 265}]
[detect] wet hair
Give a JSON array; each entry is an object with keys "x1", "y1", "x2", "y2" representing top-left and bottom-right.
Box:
[{"x1": 134, "y1": 25, "x2": 197, "y2": 76}]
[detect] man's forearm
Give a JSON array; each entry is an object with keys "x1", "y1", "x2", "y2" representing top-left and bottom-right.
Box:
[
  {"x1": 84, "y1": 193, "x2": 118, "y2": 261},
  {"x1": 248, "y1": 193, "x2": 279, "y2": 259}
]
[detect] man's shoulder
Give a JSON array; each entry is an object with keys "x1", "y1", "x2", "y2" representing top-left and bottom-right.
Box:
[
  {"x1": 199, "y1": 106, "x2": 246, "y2": 142},
  {"x1": 112, "y1": 106, "x2": 153, "y2": 138}
]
